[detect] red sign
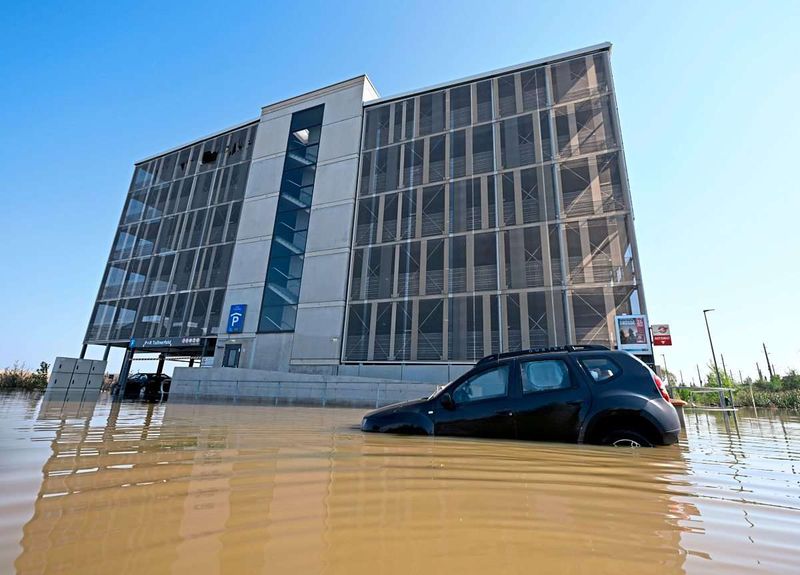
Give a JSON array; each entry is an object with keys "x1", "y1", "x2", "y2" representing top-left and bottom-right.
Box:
[{"x1": 652, "y1": 324, "x2": 672, "y2": 346}]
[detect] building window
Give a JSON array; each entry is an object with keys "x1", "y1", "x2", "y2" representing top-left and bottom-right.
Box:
[{"x1": 258, "y1": 104, "x2": 324, "y2": 333}]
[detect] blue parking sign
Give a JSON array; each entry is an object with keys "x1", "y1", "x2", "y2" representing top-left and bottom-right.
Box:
[{"x1": 227, "y1": 304, "x2": 247, "y2": 333}]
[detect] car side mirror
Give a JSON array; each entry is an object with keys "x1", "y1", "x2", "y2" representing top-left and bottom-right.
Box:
[{"x1": 440, "y1": 392, "x2": 455, "y2": 410}]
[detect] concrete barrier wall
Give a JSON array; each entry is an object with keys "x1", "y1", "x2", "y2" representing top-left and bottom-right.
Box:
[{"x1": 170, "y1": 367, "x2": 439, "y2": 407}]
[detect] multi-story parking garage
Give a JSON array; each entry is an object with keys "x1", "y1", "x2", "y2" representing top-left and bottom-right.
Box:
[{"x1": 83, "y1": 43, "x2": 651, "y2": 391}]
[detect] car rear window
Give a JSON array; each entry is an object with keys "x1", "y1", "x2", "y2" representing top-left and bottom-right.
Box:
[{"x1": 580, "y1": 357, "x2": 622, "y2": 382}]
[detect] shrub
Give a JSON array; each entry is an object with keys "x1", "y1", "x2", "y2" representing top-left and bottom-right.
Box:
[{"x1": 0, "y1": 362, "x2": 49, "y2": 392}]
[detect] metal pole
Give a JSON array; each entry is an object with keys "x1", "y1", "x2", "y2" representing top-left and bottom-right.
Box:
[
  {"x1": 79, "y1": 344, "x2": 88, "y2": 359},
  {"x1": 756, "y1": 362, "x2": 763, "y2": 381},
  {"x1": 763, "y1": 343, "x2": 775, "y2": 379},
  {"x1": 102, "y1": 344, "x2": 111, "y2": 362},
  {"x1": 703, "y1": 309, "x2": 723, "y2": 388},
  {"x1": 721, "y1": 354, "x2": 728, "y2": 383},
  {"x1": 696, "y1": 364, "x2": 703, "y2": 386},
  {"x1": 680, "y1": 370, "x2": 685, "y2": 385}
]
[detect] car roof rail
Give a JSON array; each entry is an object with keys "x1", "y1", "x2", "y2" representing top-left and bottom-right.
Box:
[{"x1": 475, "y1": 344, "x2": 609, "y2": 366}]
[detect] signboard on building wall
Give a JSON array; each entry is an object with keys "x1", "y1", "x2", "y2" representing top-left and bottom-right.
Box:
[
  {"x1": 227, "y1": 304, "x2": 247, "y2": 334},
  {"x1": 129, "y1": 337, "x2": 202, "y2": 349},
  {"x1": 651, "y1": 324, "x2": 672, "y2": 346},
  {"x1": 614, "y1": 315, "x2": 652, "y2": 354}
]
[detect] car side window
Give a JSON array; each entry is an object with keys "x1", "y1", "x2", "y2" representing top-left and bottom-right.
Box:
[
  {"x1": 579, "y1": 357, "x2": 621, "y2": 382},
  {"x1": 521, "y1": 360, "x2": 571, "y2": 393},
  {"x1": 452, "y1": 365, "x2": 509, "y2": 404}
]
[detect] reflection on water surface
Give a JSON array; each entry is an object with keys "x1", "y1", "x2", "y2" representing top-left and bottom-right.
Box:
[{"x1": 1, "y1": 393, "x2": 798, "y2": 574}]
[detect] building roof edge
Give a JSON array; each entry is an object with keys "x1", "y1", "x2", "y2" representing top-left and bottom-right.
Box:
[{"x1": 364, "y1": 42, "x2": 612, "y2": 107}]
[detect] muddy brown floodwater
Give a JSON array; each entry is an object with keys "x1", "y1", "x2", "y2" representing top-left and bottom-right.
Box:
[{"x1": 1, "y1": 392, "x2": 799, "y2": 574}]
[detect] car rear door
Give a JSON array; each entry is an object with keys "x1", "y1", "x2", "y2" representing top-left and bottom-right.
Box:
[
  {"x1": 433, "y1": 362, "x2": 517, "y2": 439},
  {"x1": 513, "y1": 355, "x2": 592, "y2": 443}
]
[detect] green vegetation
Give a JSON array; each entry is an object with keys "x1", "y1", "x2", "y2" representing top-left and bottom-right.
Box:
[
  {"x1": 0, "y1": 362, "x2": 49, "y2": 392},
  {"x1": 674, "y1": 367, "x2": 800, "y2": 410}
]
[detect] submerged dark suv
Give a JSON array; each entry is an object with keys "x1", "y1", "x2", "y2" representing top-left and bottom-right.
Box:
[{"x1": 361, "y1": 346, "x2": 680, "y2": 447}]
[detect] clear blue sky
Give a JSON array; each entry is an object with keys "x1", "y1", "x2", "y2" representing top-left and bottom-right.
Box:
[{"x1": 1, "y1": 1, "x2": 798, "y2": 381}]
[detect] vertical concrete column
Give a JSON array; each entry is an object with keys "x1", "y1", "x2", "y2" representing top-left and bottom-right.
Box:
[
  {"x1": 116, "y1": 347, "x2": 134, "y2": 400},
  {"x1": 519, "y1": 292, "x2": 531, "y2": 349},
  {"x1": 545, "y1": 65, "x2": 573, "y2": 344},
  {"x1": 579, "y1": 221, "x2": 594, "y2": 283}
]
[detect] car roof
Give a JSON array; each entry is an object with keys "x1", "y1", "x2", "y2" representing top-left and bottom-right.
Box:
[{"x1": 475, "y1": 345, "x2": 611, "y2": 367}]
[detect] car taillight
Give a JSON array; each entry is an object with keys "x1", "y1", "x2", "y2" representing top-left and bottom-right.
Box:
[{"x1": 652, "y1": 373, "x2": 670, "y2": 402}]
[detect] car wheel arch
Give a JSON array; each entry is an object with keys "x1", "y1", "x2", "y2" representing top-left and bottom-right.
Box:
[{"x1": 581, "y1": 409, "x2": 663, "y2": 446}]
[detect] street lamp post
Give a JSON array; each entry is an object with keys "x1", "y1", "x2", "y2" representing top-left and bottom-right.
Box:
[{"x1": 703, "y1": 308, "x2": 724, "y2": 389}]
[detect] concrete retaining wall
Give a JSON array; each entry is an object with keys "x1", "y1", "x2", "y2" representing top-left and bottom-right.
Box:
[{"x1": 170, "y1": 367, "x2": 439, "y2": 407}]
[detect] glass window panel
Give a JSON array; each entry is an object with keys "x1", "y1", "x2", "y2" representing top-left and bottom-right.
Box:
[
  {"x1": 419, "y1": 91, "x2": 445, "y2": 136},
  {"x1": 521, "y1": 360, "x2": 571, "y2": 393},
  {"x1": 208, "y1": 243, "x2": 234, "y2": 288},
  {"x1": 449, "y1": 129, "x2": 466, "y2": 178},
  {"x1": 355, "y1": 197, "x2": 380, "y2": 246},
  {"x1": 472, "y1": 124, "x2": 494, "y2": 174},
  {"x1": 224, "y1": 128, "x2": 251, "y2": 165},
  {"x1": 173, "y1": 250, "x2": 196, "y2": 291},
  {"x1": 394, "y1": 301, "x2": 413, "y2": 361},
  {"x1": 425, "y1": 238, "x2": 445, "y2": 295},
  {"x1": 122, "y1": 189, "x2": 147, "y2": 224},
  {"x1": 497, "y1": 74, "x2": 518, "y2": 117},
  {"x1": 174, "y1": 149, "x2": 192, "y2": 179},
  {"x1": 571, "y1": 288, "x2": 610, "y2": 345},
  {"x1": 135, "y1": 221, "x2": 160, "y2": 257},
  {"x1": 288, "y1": 124, "x2": 321, "y2": 149},
  {"x1": 500, "y1": 115, "x2": 536, "y2": 169},
  {"x1": 225, "y1": 202, "x2": 242, "y2": 242},
  {"x1": 399, "y1": 189, "x2": 418, "y2": 240},
  {"x1": 373, "y1": 302, "x2": 392, "y2": 361},
  {"x1": 101, "y1": 265, "x2": 126, "y2": 300},
  {"x1": 453, "y1": 365, "x2": 509, "y2": 403},
  {"x1": 345, "y1": 303, "x2": 370, "y2": 360},
  {"x1": 190, "y1": 172, "x2": 214, "y2": 209},
  {"x1": 183, "y1": 208, "x2": 209, "y2": 249},
  {"x1": 168, "y1": 292, "x2": 189, "y2": 337},
  {"x1": 403, "y1": 140, "x2": 424, "y2": 188},
  {"x1": 474, "y1": 232, "x2": 498, "y2": 290},
  {"x1": 421, "y1": 185, "x2": 445, "y2": 237},
  {"x1": 476, "y1": 80, "x2": 493, "y2": 123},
  {"x1": 260, "y1": 304, "x2": 297, "y2": 332},
  {"x1": 207, "y1": 289, "x2": 225, "y2": 334},
  {"x1": 392, "y1": 101, "x2": 404, "y2": 143},
  {"x1": 404, "y1": 99, "x2": 415, "y2": 140},
  {"x1": 417, "y1": 299, "x2": 444, "y2": 360},
  {"x1": 364, "y1": 105, "x2": 390, "y2": 149},
  {"x1": 448, "y1": 236, "x2": 467, "y2": 293},
  {"x1": 111, "y1": 300, "x2": 138, "y2": 340},
  {"x1": 284, "y1": 144, "x2": 319, "y2": 171},
  {"x1": 290, "y1": 105, "x2": 324, "y2": 131},
  {"x1": 397, "y1": 241, "x2": 420, "y2": 297},
  {"x1": 449, "y1": 85, "x2": 471, "y2": 129},
  {"x1": 381, "y1": 193, "x2": 399, "y2": 242},
  {"x1": 188, "y1": 290, "x2": 210, "y2": 335},
  {"x1": 448, "y1": 295, "x2": 484, "y2": 361},
  {"x1": 206, "y1": 205, "x2": 227, "y2": 245},
  {"x1": 428, "y1": 134, "x2": 446, "y2": 183},
  {"x1": 521, "y1": 68, "x2": 548, "y2": 110}
]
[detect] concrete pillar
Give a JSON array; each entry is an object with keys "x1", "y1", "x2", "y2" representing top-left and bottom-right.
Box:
[{"x1": 115, "y1": 347, "x2": 134, "y2": 400}]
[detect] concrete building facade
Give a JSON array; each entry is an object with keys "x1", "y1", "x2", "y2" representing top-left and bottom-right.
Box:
[{"x1": 84, "y1": 43, "x2": 648, "y2": 390}]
